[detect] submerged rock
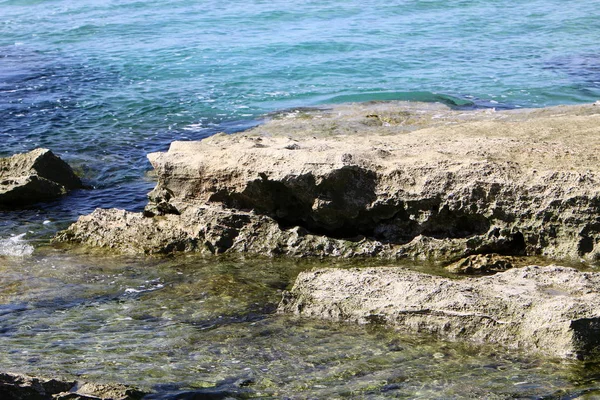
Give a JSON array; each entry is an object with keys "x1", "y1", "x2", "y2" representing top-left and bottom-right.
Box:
[
  {"x1": 0, "y1": 372, "x2": 144, "y2": 400},
  {"x1": 0, "y1": 148, "x2": 84, "y2": 207},
  {"x1": 0, "y1": 372, "x2": 74, "y2": 400},
  {"x1": 55, "y1": 102, "x2": 600, "y2": 263},
  {"x1": 278, "y1": 265, "x2": 600, "y2": 359},
  {"x1": 55, "y1": 382, "x2": 146, "y2": 400}
]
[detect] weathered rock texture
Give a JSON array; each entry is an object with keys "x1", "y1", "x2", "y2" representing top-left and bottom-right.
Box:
[
  {"x1": 445, "y1": 253, "x2": 515, "y2": 275},
  {"x1": 0, "y1": 372, "x2": 73, "y2": 400},
  {"x1": 55, "y1": 102, "x2": 600, "y2": 263},
  {"x1": 0, "y1": 372, "x2": 144, "y2": 400},
  {"x1": 0, "y1": 148, "x2": 84, "y2": 207},
  {"x1": 279, "y1": 265, "x2": 600, "y2": 359}
]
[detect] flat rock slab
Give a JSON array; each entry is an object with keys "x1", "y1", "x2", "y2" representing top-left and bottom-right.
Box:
[
  {"x1": 279, "y1": 265, "x2": 600, "y2": 359},
  {"x1": 0, "y1": 148, "x2": 84, "y2": 207},
  {"x1": 56, "y1": 102, "x2": 600, "y2": 262}
]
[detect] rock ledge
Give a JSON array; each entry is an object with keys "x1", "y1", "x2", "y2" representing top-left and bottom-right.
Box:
[
  {"x1": 55, "y1": 102, "x2": 600, "y2": 263},
  {"x1": 278, "y1": 265, "x2": 600, "y2": 359}
]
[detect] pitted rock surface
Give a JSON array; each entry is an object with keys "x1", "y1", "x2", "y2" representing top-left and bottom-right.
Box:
[
  {"x1": 56, "y1": 102, "x2": 600, "y2": 262},
  {"x1": 0, "y1": 148, "x2": 84, "y2": 207},
  {"x1": 278, "y1": 265, "x2": 600, "y2": 359}
]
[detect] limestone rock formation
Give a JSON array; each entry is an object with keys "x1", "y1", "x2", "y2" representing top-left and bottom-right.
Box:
[
  {"x1": 278, "y1": 265, "x2": 600, "y2": 359},
  {"x1": 54, "y1": 206, "x2": 388, "y2": 257},
  {"x1": 55, "y1": 102, "x2": 600, "y2": 263},
  {"x1": 0, "y1": 149, "x2": 84, "y2": 207}
]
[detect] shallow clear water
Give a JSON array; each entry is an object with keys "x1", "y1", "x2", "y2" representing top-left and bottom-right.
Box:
[
  {"x1": 2, "y1": 0, "x2": 600, "y2": 397},
  {"x1": 1, "y1": 250, "x2": 600, "y2": 399}
]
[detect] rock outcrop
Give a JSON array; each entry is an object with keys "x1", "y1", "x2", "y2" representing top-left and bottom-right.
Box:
[
  {"x1": 278, "y1": 265, "x2": 600, "y2": 359},
  {"x1": 55, "y1": 102, "x2": 600, "y2": 263},
  {"x1": 0, "y1": 149, "x2": 84, "y2": 207}
]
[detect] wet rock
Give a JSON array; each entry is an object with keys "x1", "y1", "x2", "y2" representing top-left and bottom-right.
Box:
[
  {"x1": 0, "y1": 372, "x2": 74, "y2": 400},
  {"x1": 0, "y1": 372, "x2": 145, "y2": 400},
  {"x1": 53, "y1": 206, "x2": 388, "y2": 257},
  {"x1": 55, "y1": 102, "x2": 600, "y2": 263},
  {"x1": 144, "y1": 387, "x2": 251, "y2": 400},
  {"x1": 0, "y1": 148, "x2": 84, "y2": 207},
  {"x1": 278, "y1": 265, "x2": 600, "y2": 359},
  {"x1": 445, "y1": 254, "x2": 515, "y2": 275},
  {"x1": 55, "y1": 382, "x2": 146, "y2": 400}
]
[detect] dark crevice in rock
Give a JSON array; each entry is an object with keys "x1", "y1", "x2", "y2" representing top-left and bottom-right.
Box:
[
  {"x1": 145, "y1": 188, "x2": 179, "y2": 217},
  {"x1": 570, "y1": 318, "x2": 600, "y2": 360},
  {"x1": 579, "y1": 236, "x2": 595, "y2": 255},
  {"x1": 239, "y1": 176, "x2": 314, "y2": 222},
  {"x1": 207, "y1": 169, "x2": 496, "y2": 244},
  {"x1": 417, "y1": 205, "x2": 491, "y2": 240},
  {"x1": 506, "y1": 232, "x2": 527, "y2": 255},
  {"x1": 578, "y1": 223, "x2": 600, "y2": 256},
  {"x1": 477, "y1": 231, "x2": 527, "y2": 256}
]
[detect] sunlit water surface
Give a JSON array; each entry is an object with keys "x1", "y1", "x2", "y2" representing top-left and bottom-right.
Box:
[
  {"x1": 2, "y1": 0, "x2": 600, "y2": 397},
  {"x1": 1, "y1": 250, "x2": 600, "y2": 399}
]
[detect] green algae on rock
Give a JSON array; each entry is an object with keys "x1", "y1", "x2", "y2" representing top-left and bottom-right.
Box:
[{"x1": 445, "y1": 253, "x2": 516, "y2": 275}]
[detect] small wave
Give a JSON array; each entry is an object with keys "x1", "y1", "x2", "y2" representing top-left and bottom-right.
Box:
[
  {"x1": 124, "y1": 280, "x2": 165, "y2": 295},
  {"x1": 0, "y1": 233, "x2": 34, "y2": 257},
  {"x1": 323, "y1": 91, "x2": 476, "y2": 108},
  {"x1": 181, "y1": 123, "x2": 204, "y2": 131}
]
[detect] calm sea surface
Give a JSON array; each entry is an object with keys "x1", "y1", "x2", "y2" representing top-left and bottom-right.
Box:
[{"x1": 1, "y1": 0, "x2": 600, "y2": 398}]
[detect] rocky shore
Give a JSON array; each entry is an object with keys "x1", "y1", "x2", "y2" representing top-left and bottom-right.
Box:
[
  {"x1": 55, "y1": 101, "x2": 600, "y2": 263},
  {"x1": 51, "y1": 101, "x2": 600, "y2": 357}
]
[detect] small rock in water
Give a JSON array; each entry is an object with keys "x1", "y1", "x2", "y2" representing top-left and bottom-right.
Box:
[
  {"x1": 0, "y1": 372, "x2": 145, "y2": 400},
  {"x1": 0, "y1": 148, "x2": 85, "y2": 207},
  {"x1": 279, "y1": 265, "x2": 600, "y2": 359}
]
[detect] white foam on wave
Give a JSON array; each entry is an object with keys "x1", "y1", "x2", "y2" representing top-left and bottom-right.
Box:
[
  {"x1": 124, "y1": 281, "x2": 164, "y2": 295},
  {"x1": 182, "y1": 123, "x2": 203, "y2": 131},
  {"x1": 0, "y1": 233, "x2": 34, "y2": 257}
]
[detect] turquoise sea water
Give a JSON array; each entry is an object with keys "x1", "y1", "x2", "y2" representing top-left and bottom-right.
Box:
[
  {"x1": 2, "y1": 0, "x2": 600, "y2": 227},
  {"x1": 2, "y1": 0, "x2": 600, "y2": 398}
]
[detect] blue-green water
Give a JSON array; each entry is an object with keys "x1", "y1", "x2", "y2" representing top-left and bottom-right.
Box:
[
  {"x1": 2, "y1": 0, "x2": 600, "y2": 229},
  {"x1": 2, "y1": 0, "x2": 600, "y2": 398}
]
